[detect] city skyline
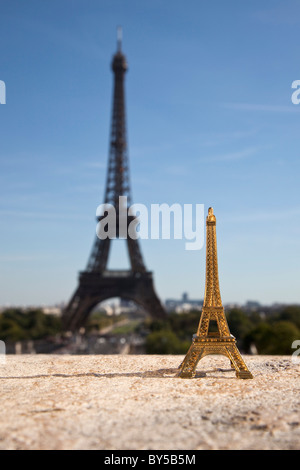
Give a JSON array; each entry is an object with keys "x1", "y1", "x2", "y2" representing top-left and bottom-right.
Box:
[{"x1": 1, "y1": 0, "x2": 300, "y2": 307}]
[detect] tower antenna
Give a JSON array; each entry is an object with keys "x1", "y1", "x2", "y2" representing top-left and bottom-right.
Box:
[{"x1": 117, "y1": 25, "x2": 122, "y2": 52}]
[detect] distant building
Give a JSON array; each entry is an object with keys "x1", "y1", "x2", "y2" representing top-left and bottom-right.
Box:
[
  {"x1": 224, "y1": 303, "x2": 241, "y2": 310},
  {"x1": 42, "y1": 306, "x2": 62, "y2": 316},
  {"x1": 244, "y1": 301, "x2": 262, "y2": 311},
  {"x1": 165, "y1": 293, "x2": 203, "y2": 313}
]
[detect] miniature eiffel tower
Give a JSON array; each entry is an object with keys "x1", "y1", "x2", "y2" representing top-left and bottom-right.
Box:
[{"x1": 177, "y1": 207, "x2": 253, "y2": 379}]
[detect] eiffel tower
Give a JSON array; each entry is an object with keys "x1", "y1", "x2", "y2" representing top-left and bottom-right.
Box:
[
  {"x1": 177, "y1": 207, "x2": 253, "y2": 379},
  {"x1": 62, "y1": 30, "x2": 166, "y2": 331}
]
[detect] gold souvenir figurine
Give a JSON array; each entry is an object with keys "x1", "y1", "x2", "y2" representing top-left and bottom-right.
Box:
[{"x1": 177, "y1": 207, "x2": 253, "y2": 379}]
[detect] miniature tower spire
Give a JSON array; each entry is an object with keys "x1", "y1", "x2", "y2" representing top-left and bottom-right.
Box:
[
  {"x1": 177, "y1": 207, "x2": 253, "y2": 379},
  {"x1": 202, "y1": 207, "x2": 222, "y2": 308}
]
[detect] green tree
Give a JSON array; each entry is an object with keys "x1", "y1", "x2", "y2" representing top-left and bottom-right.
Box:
[
  {"x1": 226, "y1": 308, "x2": 254, "y2": 349},
  {"x1": 0, "y1": 309, "x2": 62, "y2": 341},
  {"x1": 145, "y1": 329, "x2": 190, "y2": 354},
  {"x1": 277, "y1": 306, "x2": 300, "y2": 330},
  {"x1": 245, "y1": 321, "x2": 300, "y2": 354}
]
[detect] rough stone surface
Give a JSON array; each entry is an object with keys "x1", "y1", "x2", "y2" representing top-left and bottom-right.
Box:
[{"x1": 0, "y1": 354, "x2": 299, "y2": 450}]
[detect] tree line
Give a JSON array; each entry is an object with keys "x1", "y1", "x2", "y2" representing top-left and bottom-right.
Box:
[
  {"x1": 144, "y1": 305, "x2": 300, "y2": 355},
  {"x1": 0, "y1": 305, "x2": 299, "y2": 355}
]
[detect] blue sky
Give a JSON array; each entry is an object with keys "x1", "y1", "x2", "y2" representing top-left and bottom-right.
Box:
[{"x1": 0, "y1": 0, "x2": 300, "y2": 307}]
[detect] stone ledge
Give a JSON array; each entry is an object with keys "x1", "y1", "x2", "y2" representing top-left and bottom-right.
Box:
[{"x1": 0, "y1": 354, "x2": 299, "y2": 450}]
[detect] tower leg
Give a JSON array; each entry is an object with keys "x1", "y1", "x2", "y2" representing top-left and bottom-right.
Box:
[
  {"x1": 225, "y1": 344, "x2": 253, "y2": 379},
  {"x1": 177, "y1": 343, "x2": 204, "y2": 378},
  {"x1": 62, "y1": 288, "x2": 98, "y2": 332}
]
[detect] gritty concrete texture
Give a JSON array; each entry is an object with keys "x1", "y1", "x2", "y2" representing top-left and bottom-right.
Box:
[{"x1": 0, "y1": 354, "x2": 299, "y2": 450}]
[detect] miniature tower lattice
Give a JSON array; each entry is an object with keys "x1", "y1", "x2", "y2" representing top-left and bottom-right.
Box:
[{"x1": 177, "y1": 207, "x2": 253, "y2": 379}]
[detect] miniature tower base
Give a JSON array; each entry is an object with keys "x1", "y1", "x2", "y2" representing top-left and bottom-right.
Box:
[{"x1": 178, "y1": 328, "x2": 253, "y2": 379}]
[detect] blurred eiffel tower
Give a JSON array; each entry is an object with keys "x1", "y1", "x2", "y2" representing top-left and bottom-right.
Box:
[{"x1": 63, "y1": 28, "x2": 166, "y2": 331}]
